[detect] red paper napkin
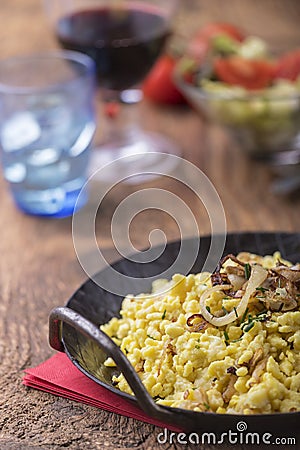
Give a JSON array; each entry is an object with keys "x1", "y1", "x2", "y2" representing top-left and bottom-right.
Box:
[{"x1": 23, "y1": 352, "x2": 180, "y2": 431}]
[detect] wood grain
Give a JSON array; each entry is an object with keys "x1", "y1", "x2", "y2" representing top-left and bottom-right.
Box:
[{"x1": 0, "y1": 0, "x2": 299, "y2": 449}]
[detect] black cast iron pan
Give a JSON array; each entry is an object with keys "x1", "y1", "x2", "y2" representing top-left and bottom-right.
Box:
[{"x1": 49, "y1": 232, "x2": 300, "y2": 437}]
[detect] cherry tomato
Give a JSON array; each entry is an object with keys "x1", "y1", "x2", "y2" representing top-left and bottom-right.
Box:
[
  {"x1": 142, "y1": 54, "x2": 186, "y2": 104},
  {"x1": 214, "y1": 56, "x2": 275, "y2": 90},
  {"x1": 274, "y1": 49, "x2": 300, "y2": 81}
]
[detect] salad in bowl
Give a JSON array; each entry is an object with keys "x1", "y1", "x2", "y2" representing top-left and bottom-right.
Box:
[{"x1": 174, "y1": 23, "x2": 300, "y2": 158}]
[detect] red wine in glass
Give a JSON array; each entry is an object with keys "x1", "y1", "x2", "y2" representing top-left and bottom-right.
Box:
[
  {"x1": 56, "y1": 5, "x2": 170, "y2": 91},
  {"x1": 46, "y1": 0, "x2": 179, "y2": 183}
]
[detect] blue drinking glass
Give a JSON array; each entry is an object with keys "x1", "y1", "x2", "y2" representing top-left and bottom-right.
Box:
[{"x1": 0, "y1": 50, "x2": 96, "y2": 217}]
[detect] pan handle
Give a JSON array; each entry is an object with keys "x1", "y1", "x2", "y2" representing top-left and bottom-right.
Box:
[{"x1": 49, "y1": 306, "x2": 183, "y2": 427}]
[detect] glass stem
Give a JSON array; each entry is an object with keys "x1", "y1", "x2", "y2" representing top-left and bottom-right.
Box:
[{"x1": 100, "y1": 89, "x2": 141, "y2": 145}]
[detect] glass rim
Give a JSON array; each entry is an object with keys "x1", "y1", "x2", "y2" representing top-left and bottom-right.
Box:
[{"x1": 0, "y1": 50, "x2": 95, "y2": 95}]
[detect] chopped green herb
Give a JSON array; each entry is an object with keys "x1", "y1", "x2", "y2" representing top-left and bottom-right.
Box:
[
  {"x1": 147, "y1": 334, "x2": 156, "y2": 340},
  {"x1": 231, "y1": 337, "x2": 243, "y2": 343},
  {"x1": 233, "y1": 307, "x2": 238, "y2": 318},
  {"x1": 203, "y1": 402, "x2": 210, "y2": 410},
  {"x1": 195, "y1": 344, "x2": 201, "y2": 349},
  {"x1": 240, "y1": 307, "x2": 249, "y2": 324},
  {"x1": 244, "y1": 263, "x2": 251, "y2": 280},
  {"x1": 206, "y1": 305, "x2": 211, "y2": 313},
  {"x1": 222, "y1": 306, "x2": 229, "y2": 315},
  {"x1": 224, "y1": 330, "x2": 230, "y2": 342},
  {"x1": 254, "y1": 313, "x2": 269, "y2": 323},
  {"x1": 243, "y1": 322, "x2": 255, "y2": 332},
  {"x1": 241, "y1": 314, "x2": 254, "y2": 330},
  {"x1": 161, "y1": 309, "x2": 166, "y2": 320}
]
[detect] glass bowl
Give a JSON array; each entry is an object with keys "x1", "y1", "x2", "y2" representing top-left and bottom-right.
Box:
[{"x1": 174, "y1": 61, "x2": 300, "y2": 161}]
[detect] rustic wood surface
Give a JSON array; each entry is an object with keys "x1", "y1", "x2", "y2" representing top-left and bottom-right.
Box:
[{"x1": 0, "y1": 1, "x2": 299, "y2": 449}]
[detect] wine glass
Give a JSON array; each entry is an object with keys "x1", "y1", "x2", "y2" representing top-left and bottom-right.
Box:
[{"x1": 44, "y1": 0, "x2": 179, "y2": 183}]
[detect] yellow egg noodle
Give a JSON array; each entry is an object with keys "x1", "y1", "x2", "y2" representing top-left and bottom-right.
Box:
[{"x1": 101, "y1": 252, "x2": 300, "y2": 414}]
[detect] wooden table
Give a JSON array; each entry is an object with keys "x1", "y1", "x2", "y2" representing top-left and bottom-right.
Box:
[{"x1": 0, "y1": 1, "x2": 299, "y2": 449}]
